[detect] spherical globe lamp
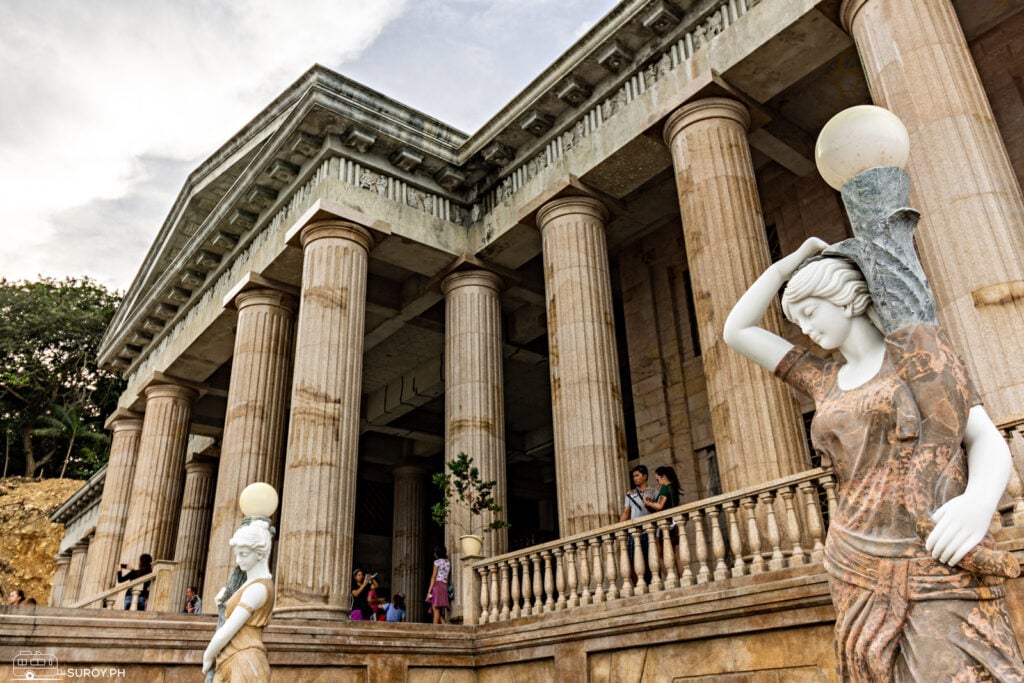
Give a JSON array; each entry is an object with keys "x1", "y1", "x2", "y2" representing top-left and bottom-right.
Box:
[
  {"x1": 815, "y1": 105, "x2": 910, "y2": 190},
  {"x1": 238, "y1": 482, "x2": 279, "y2": 518}
]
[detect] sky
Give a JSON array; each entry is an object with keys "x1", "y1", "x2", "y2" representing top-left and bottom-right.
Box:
[{"x1": 0, "y1": 0, "x2": 620, "y2": 292}]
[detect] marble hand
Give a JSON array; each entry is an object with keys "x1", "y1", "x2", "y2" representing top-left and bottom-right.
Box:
[{"x1": 926, "y1": 492, "x2": 993, "y2": 566}]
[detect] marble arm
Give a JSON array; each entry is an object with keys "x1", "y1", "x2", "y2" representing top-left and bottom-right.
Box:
[
  {"x1": 723, "y1": 237, "x2": 828, "y2": 371},
  {"x1": 202, "y1": 582, "x2": 268, "y2": 673},
  {"x1": 926, "y1": 406, "x2": 1013, "y2": 566}
]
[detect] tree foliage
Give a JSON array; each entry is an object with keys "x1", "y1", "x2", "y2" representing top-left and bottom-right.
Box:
[
  {"x1": 0, "y1": 277, "x2": 124, "y2": 478},
  {"x1": 431, "y1": 452, "x2": 509, "y2": 537}
]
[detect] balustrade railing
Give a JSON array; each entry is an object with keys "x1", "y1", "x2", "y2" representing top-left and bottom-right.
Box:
[{"x1": 467, "y1": 468, "x2": 837, "y2": 625}]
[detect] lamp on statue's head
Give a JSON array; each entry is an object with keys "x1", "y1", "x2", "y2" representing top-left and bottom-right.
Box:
[
  {"x1": 814, "y1": 104, "x2": 911, "y2": 190},
  {"x1": 238, "y1": 482, "x2": 279, "y2": 534}
]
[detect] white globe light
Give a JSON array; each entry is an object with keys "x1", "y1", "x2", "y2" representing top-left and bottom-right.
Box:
[
  {"x1": 815, "y1": 105, "x2": 910, "y2": 190},
  {"x1": 238, "y1": 482, "x2": 279, "y2": 518}
]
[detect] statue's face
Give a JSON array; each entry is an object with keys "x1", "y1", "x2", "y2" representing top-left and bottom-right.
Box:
[
  {"x1": 234, "y1": 546, "x2": 261, "y2": 572},
  {"x1": 788, "y1": 296, "x2": 853, "y2": 350}
]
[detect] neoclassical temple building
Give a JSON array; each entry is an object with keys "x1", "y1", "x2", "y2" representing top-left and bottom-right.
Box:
[{"x1": 10, "y1": 0, "x2": 1024, "y2": 679}]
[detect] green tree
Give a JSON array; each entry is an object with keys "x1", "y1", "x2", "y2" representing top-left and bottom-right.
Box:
[{"x1": 0, "y1": 277, "x2": 124, "y2": 478}]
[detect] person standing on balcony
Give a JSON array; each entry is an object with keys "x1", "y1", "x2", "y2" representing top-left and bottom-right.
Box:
[
  {"x1": 116, "y1": 553, "x2": 152, "y2": 611},
  {"x1": 425, "y1": 545, "x2": 450, "y2": 625},
  {"x1": 644, "y1": 465, "x2": 681, "y2": 512},
  {"x1": 618, "y1": 465, "x2": 659, "y2": 522}
]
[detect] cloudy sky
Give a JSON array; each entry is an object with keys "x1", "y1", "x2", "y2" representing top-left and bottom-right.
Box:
[{"x1": 0, "y1": 0, "x2": 619, "y2": 292}]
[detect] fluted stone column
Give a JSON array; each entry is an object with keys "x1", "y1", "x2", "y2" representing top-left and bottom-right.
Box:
[
  {"x1": 537, "y1": 197, "x2": 628, "y2": 537},
  {"x1": 65, "y1": 540, "x2": 90, "y2": 606},
  {"x1": 119, "y1": 382, "x2": 197, "y2": 563},
  {"x1": 50, "y1": 554, "x2": 71, "y2": 607},
  {"x1": 275, "y1": 219, "x2": 371, "y2": 619},
  {"x1": 842, "y1": 0, "x2": 1024, "y2": 424},
  {"x1": 204, "y1": 284, "x2": 296, "y2": 597},
  {"x1": 391, "y1": 464, "x2": 427, "y2": 623},
  {"x1": 171, "y1": 455, "x2": 216, "y2": 613},
  {"x1": 663, "y1": 98, "x2": 809, "y2": 491},
  {"x1": 81, "y1": 410, "x2": 143, "y2": 599},
  {"x1": 442, "y1": 270, "x2": 508, "y2": 557}
]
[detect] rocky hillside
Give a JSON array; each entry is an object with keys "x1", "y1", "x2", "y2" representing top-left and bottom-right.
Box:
[{"x1": 0, "y1": 477, "x2": 85, "y2": 604}]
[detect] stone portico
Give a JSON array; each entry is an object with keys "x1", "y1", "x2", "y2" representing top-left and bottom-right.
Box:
[{"x1": 13, "y1": 0, "x2": 1024, "y2": 679}]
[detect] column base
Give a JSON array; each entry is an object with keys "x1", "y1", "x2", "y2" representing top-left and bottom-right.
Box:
[{"x1": 272, "y1": 605, "x2": 351, "y2": 621}]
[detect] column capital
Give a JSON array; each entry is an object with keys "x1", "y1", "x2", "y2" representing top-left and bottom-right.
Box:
[
  {"x1": 104, "y1": 408, "x2": 144, "y2": 433},
  {"x1": 392, "y1": 463, "x2": 429, "y2": 480},
  {"x1": 663, "y1": 98, "x2": 750, "y2": 146},
  {"x1": 536, "y1": 196, "x2": 610, "y2": 232},
  {"x1": 54, "y1": 554, "x2": 72, "y2": 565},
  {"x1": 143, "y1": 381, "x2": 199, "y2": 404},
  {"x1": 441, "y1": 269, "x2": 504, "y2": 296},
  {"x1": 223, "y1": 272, "x2": 299, "y2": 312},
  {"x1": 299, "y1": 219, "x2": 373, "y2": 252},
  {"x1": 184, "y1": 454, "x2": 217, "y2": 476},
  {"x1": 839, "y1": 0, "x2": 870, "y2": 33}
]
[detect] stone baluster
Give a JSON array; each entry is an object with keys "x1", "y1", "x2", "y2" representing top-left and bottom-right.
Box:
[
  {"x1": 542, "y1": 550, "x2": 555, "y2": 613},
  {"x1": 565, "y1": 543, "x2": 580, "y2": 608},
  {"x1": 478, "y1": 566, "x2": 490, "y2": 625},
  {"x1": 554, "y1": 546, "x2": 567, "y2": 611},
  {"x1": 499, "y1": 561, "x2": 510, "y2": 621},
  {"x1": 604, "y1": 534, "x2": 619, "y2": 600},
  {"x1": 576, "y1": 540, "x2": 591, "y2": 606},
  {"x1": 510, "y1": 559, "x2": 521, "y2": 619},
  {"x1": 820, "y1": 477, "x2": 839, "y2": 525},
  {"x1": 658, "y1": 518, "x2": 678, "y2": 589},
  {"x1": 799, "y1": 482, "x2": 826, "y2": 563},
  {"x1": 616, "y1": 530, "x2": 633, "y2": 598},
  {"x1": 630, "y1": 527, "x2": 647, "y2": 594},
  {"x1": 645, "y1": 522, "x2": 662, "y2": 592},
  {"x1": 532, "y1": 553, "x2": 544, "y2": 613},
  {"x1": 519, "y1": 556, "x2": 533, "y2": 617},
  {"x1": 693, "y1": 509, "x2": 710, "y2": 584},
  {"x1": 709, "y1": 506, "x2": 729, "y2": 581},
  {"x1": 724, "y1": 501, "x2": 746, "y2": 577},
  {"x1": 489, "y1": 565, "x2": 500, "y2": 622},
  {"x1": 589, "y1": 538, "x2": 603, "y2": 604},
  {"x1": 779, "y1": 486, "x2": 806, "y2": 566},
  {"x1": 676, "y1": 513, "x2": 694, "y2": 586},
  {"x1": 743, "y1": 497, "x2": 766, "y2": 574},
  {"x1": 762, "y1": 492, "x2": 785, "y2": 571}
]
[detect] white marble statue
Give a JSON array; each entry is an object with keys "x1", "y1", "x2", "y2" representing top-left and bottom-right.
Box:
[{"x1": 202, "y1": 519, "x2": 275, "y2": 682}]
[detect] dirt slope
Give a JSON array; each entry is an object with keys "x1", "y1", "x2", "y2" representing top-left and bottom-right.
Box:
[{"x1": 0, "y1": 477, "x2": 85, "y2": 604}]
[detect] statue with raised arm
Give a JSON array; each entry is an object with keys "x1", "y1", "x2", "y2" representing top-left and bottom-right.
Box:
[{"x1": 723, "y1": 106, "x2": 1024, "y2": 681}]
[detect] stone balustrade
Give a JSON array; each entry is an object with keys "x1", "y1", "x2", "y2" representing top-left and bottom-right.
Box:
[
  {"x1": 71, "y1": 561, "x2": 175, "y2": 612},
  {"x1": 467, "y1": 467, "x2": 837, "y2": 625}
]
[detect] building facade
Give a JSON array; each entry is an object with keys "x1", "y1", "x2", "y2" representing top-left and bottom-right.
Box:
[{"x1": 20, "y1": 0, "x2": 1024, "y2": 678}]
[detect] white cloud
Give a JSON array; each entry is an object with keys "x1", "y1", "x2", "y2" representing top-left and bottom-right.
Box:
[{"x1": 0, "y1": 0, "x2": 617, "y2": 291}]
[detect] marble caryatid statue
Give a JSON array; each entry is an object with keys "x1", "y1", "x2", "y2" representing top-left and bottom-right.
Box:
[
  {"x1": 203, "y1": 481, "x2": 278, "y2": 683},
  {"x1": 723, "y1": 106, "x2": 1024, "y2": 681}
]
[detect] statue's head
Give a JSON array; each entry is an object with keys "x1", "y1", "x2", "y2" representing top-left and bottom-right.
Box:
[
  {"x1": 229, "y1": 518, "x2": 273, "y2": 564},
  {"x1": 782, "y1": 257, "x2": 883, "y2": 338}
]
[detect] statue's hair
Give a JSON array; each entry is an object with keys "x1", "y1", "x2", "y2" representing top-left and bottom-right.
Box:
[
  {"x1": 229, "y1": 519, "x2": 273, "y2": 559},
  {"x1": 782, "y1": 257, "x2": 882, "y2": 331}
]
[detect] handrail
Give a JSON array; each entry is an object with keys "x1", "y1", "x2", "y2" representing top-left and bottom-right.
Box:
[
  {"x1": 72, "y1": 571, "x2": 156, "y2": 610},
  {"x1": 464, "y1": 467, "x2": 837, "y2": 625}
]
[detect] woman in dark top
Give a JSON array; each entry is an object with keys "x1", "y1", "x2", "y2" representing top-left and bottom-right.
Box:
[
  {"x1": 644, "y1": 465, "x2": 681, "y2": 511},
  {"x1": 350, "y1": 569, "x2": 374, "y2": 621},
  {"x1": 116, "y1": 553, "x2": 152, "y2": 610}
]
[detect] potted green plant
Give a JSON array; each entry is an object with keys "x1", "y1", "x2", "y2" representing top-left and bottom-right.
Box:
[{"x1": 431, "y1": 452, "x2": 509, "y2": 557}]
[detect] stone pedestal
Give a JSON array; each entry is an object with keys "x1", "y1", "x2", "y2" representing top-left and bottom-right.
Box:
[
  {"x1": 65, "y1": 540, "x2": 90, "y2": 606},
  {"x1": 391, "y1": 464, "x2": 427, "y2": 623},
  {"x1": 663, "y1": 98, "x2": 809, "y2": 491},
  {"x1": 842, "y1": 0, "x2": 1024, "y2": 424},
  {"x1": 442, "y1": 270, "x2": 508, "y2": 557},
  {"x1": 204, "y1": 285, "x2": 295, "y2": 598},
  {"x1": 119, "y1": 382, "x2": 197, "y2": 563},
  {"x1": 50, "y1": 554, "x2": 71, "y2": 607},
  {"x1": 537, "y1": 196, "x2": 628, "y2": 536},
  {"x1": 171, "y1": 456, "x2": 216, "y2": 613},
  {"x1": 81, "y1": 411, "x2": 143, "y2": 599},
  {"x1": 275, "y1": 220, "x2": 371, "y2": 619}
]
